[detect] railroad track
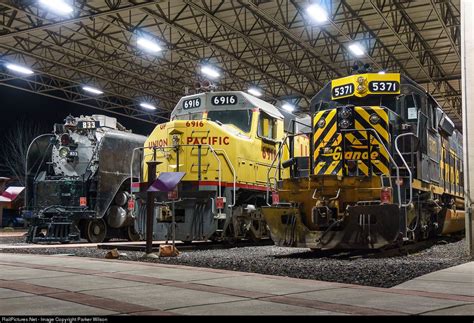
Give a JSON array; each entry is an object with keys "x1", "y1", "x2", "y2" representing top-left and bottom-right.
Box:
[
  {"x1": 273, "y1": 235, "x2": 465, "y2": 260},
  {"x1": 97, "y1": 238, "x2": 274, "y2": 252}
]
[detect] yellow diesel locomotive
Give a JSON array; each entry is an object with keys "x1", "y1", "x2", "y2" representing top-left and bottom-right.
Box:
[
  {"x1": 262, "y1": 72, "x2": 464, "y2": 249},
  {"x1": 132, "y1": 91, "x2": 309, "y2": 242}
]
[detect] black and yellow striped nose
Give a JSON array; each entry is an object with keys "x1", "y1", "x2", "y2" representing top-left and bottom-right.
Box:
[{"x1": 313, "y1": 106, "x2": 390, "y2": 176}]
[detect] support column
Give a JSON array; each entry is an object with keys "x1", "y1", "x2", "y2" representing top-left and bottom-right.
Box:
[{"x1": 461, "y1": 0, "x2": 474, "y2": 258}]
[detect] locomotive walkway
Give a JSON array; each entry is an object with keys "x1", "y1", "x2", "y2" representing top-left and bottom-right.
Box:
[{"x1": 0, "y1": 253, "x2": 472, "y2": 316}]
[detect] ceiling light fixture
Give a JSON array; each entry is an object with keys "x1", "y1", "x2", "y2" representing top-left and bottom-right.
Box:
[
  {"x1": 201, "y1": 66, "x2": 220, "y2": 79},
  {"x1": 140, "y1": 102, "x2": 156, "y2": 110},
  {"x1": 306, "y1": 4, "x2": 328, "y2": 23},
  {"x1": 282, "y1": 103, "x2": 295, "y2": 113},
  {"x1": 137, "y1": 37, "x2": 162, "y2": 53},
  {"x1": 39, "y1": 0, "x2": 73, "y2": 15},
  {"x1": 348, "y1": 43, "x2": 365, "y2": 56},
  {"x1": 82, "y1": 86, "x2": 103, "y2": 95},
  {"x1": 5, "y1": 63, "x2": 34, "y2": 75}
]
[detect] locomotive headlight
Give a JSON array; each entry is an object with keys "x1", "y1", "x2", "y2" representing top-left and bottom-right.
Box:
[
  {"x1": 59, "y1": 147, "x2": 69, "y2": 158},
  {"x1": 317, "y1": 118, "x2": 326, "y2": 128},
  {"x1": 339, "y1": 107, "x2": 352, "y2": 119},
  {"x1": 339, "y1": 119, "x2": 351, "y2": 129},
  {"x1": 357, "y1": 84, "x2": 367, "y2": 92},
  {"x1": 369, "y1": 113, "x2": 380, "y2": 125},
  {"x1": 357, "y1": 76, "x2": 366, "y2": 84}
]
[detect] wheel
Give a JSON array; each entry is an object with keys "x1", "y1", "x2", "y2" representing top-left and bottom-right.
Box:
[
  {"x1": 127, "y1": 225, "x2": 141, "y2": 241},
  {"x1": 85, "y1": 219, "x2": 107, "y2": 243}
]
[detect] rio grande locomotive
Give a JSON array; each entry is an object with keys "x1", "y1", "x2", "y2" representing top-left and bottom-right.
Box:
[
  {"x1": 24, "y1": 115, "x2": 146, "y2": 243},
  {"x1": 132, "y1": 91, "x2": 309, "y2": 243},
  {"x1": 262, "y1": 72, "x2": 464, "y2": 249}
]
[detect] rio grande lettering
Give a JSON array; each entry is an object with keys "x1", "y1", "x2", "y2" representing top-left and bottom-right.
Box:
[{"x1": 322, "y1": 146, "x2": 379, "y2": 160}]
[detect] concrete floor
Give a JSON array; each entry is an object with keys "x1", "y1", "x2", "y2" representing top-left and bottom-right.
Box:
[{"x1": 0, "y1": 253, "x2": 472, "y2": 315}]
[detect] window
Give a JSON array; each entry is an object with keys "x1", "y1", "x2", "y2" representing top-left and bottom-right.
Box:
[
  {"x1": 174, "y1": 112, "x2": 203, "y2": 121},
  {"x1": 207, "y1": 109, "x2": 253, "y2": 133},
  {"x1": 258, "y1": 112, "x2": 277, "y2": 140},
  {"x1": 429, "y1": 103, "x2": 437, "y2": 130},
  {"x1": 404, "y1": 93, "x2": 421, "y2": 121}
]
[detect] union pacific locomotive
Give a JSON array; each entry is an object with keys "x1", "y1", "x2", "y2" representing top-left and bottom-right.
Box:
[
  {"x1": 262, "y1": 73, "x2": 465, "y2": 249},
  {"x1": 132, "y1": 91, "x2": 309, "y2": 242},
  {"x1": 24, "y1": 115, "x2": 146, "y2": 243}
]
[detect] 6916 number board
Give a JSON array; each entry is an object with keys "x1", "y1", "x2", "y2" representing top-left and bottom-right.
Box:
[{"x1": 211, "y1": 95, "x2": 238, "y2": 106}]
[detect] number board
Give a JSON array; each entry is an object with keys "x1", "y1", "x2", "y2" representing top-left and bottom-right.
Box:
[
  {"x1": 332, "y1": 84, "x2": 354, "y2": 98},
  {"x1": 368, "y1": 81, "x2": 399, "y2": 93},
  {"x1": 78, "y1": 121, "x2": 100, "y2": 129},
  {"x1": 183, "y1": 98, "x2": 201, "y2": 110},
  {"x1": 68, "y1": 150, "x2": 78, "y2": 157},
  {"x1": 211, "y1": 95, "x2": 238, "y2": 106}
]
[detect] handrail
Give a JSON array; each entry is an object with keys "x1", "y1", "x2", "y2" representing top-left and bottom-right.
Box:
[
  {"x1": 266, "y1": 132, "x2": 290, "y2": 206},
  {"x1": 340, "y1": 128, "x2": 402, "y2": 208},
  {"x1": 130, "y1": 147, "x2": 158, "y2": 195},
  {"x1": 214, "y1": 149, "x2": 236, "y2": 208},
  {"x1": 132, "y1": 144, "x2": 224, "y2": 199},
  {"x1": 265, "y1": 118, "x2": 313, "y2": 206},
  {"x1": 394, "y1": 132, "x2": 415, "y2": 207}
]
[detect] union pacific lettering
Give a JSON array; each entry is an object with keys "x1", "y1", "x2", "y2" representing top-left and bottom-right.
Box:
[
  {"x1": 186, "y1": 136, "x2": 230, "y2": 145},
  {"x1": 147, "y1": 139, "x2": 168, "y2": 148}
]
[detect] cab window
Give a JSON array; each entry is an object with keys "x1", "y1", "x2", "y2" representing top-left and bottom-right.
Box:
[
  {"x1": 173, "y1": 112, "x2": 203, "y2": 121},
  {"x1": 404, "y1": 93, "x2": 421, "y2": 121},
  {"x1": 258, "y1": 112, "x2": 277, "y2": 141},
  {"x1": 207, "y1": 109, "x2": 252, "y2": 133}
]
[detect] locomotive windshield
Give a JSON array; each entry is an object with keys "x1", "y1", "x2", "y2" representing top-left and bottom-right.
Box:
[{"x1": 207, "y1": 109, "x2": 253, "y2": 133}]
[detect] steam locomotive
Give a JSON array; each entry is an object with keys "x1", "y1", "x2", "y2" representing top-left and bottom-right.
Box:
[{"x1": 24, "y1": 114, "x2": 146, "y2": 243}]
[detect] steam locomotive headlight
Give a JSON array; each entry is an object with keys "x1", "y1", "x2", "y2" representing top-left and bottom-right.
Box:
[
  {"x1": 317, "y1": 118, "x2": 326, "y2": 128},
  {"x1": 369, "y1": 113, "x2": 380, "y2": 125},
  {"x1": 59, "y1": 147, "x2": 69, "y2": 158},
  {"x1": 339, "y1": 119, "x2": 351, "y2": 129}
]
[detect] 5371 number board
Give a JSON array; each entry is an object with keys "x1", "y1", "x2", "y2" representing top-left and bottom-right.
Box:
[
  {"x1": 211, "y1": 95, "x2": 238, "y2": 106},
  {"x1": 368, "y1": 81, "x2": 399, "y2": 93},
  {"x1": 332, "y1": 84, "x2": 354, "y2": 98}
]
